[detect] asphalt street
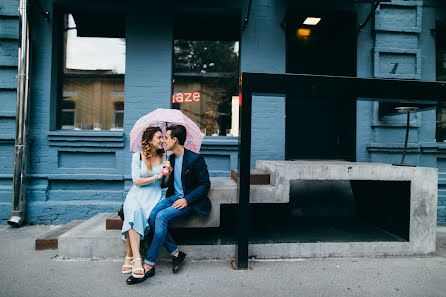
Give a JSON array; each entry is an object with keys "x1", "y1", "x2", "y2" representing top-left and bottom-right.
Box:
[{"x1": 0, "y1": 225, "x2": 445, "y2": 297}]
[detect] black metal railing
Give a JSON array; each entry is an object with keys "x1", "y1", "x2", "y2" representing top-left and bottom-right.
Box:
[{"x1": 236, "y1": 72, "x2": 446, "y2": 269}]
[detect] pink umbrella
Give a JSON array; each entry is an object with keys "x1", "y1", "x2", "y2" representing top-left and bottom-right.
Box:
[{"x1": 129, "y1": 108, "x2": 204, "y2": 154}]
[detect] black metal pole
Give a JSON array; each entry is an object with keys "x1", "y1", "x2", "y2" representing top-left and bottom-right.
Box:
[
  {"x1": 236, "y1": 74, "x2": 252, "y2": 269},
  {"x1": 359, "y1": 1, "x2": 381, "y2": 32},
  {"x1": 400, "y1": 111, "x2": 410, "y2": 165},
  {"x1": 359, "y1": 1, "x2": 391, "y2": 32},
  {"x1": 243, "y1": 0, "x2": 253, "y2": 29}
]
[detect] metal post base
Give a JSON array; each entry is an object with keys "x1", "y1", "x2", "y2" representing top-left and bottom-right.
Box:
[{"x1": 7, "y1": 215, "x2": 25, "y2": 228}]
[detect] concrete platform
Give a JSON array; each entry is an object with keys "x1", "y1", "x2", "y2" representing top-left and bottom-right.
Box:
[
  {"x1": 59, "y1": 161, "x2": 438, "y2": 259},
  {"x1": 58, "y1": 213, "x2": 236, "y2": 259},
  {"x1": 35, "y1": 220, "x2": 84, "y2": 250},
  {"x1": 256, "y1": 160, "x2": 438, "y2": 255},
  {"x1": 162, "y1": 177, "x2": 278, "y2": 228},
  {"x1": 58, "y1": 216, "x2": 434, "y2": 260}
]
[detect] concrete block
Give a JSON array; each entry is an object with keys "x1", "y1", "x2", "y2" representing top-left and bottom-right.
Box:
[
  {"x1": 58, "y1": 213, "x2": 236, "y2": 259},
  {"x1": 256, "y1": 160, "x2": 438, "y2": 255},
  {"x1": 35, "y1": 220, "x2": 84, "y2": 250},
  {"x1": 58, "y1": 211, "x2": 438, "y2": 260}
]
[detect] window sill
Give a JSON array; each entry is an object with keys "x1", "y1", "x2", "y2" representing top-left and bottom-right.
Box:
[
  {"x1": 48, "y1": 130, "x2": 124, "y2": 137},
  {"x1": 201, "y1": 136, "x2": 239, "y2": 151},
  {"x1": 371, "y1": 120, "x2": 421, "y2": 128},
  {"x1": 28, "y1": 173, "x2": 124, "y2": 180},
  {"x1": 48, "y1": 130, "x2": 124, "y2": 148},
  {"x1": 366, "y1": 142, "x2": 420, "y2": 153},
  {"x1": 420, "y1": 142, "x2": 446, "y2": 152},
  {"x1": 202, "y1": 136, "x2": 238, "y2": 144}
]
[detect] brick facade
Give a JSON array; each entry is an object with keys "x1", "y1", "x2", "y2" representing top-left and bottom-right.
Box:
[{"x1": 1, "y1": 0, "x2": 445, "y2": 225}]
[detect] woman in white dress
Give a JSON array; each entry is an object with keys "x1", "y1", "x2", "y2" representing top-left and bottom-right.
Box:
[{"x1": 121, "y1": 126, "x2": 167, "y2": 279}]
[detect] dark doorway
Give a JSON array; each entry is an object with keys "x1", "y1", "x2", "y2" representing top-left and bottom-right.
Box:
[{"x1": 286, "y1": 10, "x2": 357, "y2": 161}]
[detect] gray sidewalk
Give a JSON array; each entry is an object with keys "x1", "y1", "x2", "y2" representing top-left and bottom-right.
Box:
[{"x1": 1, "y1": 225, "x2": 445, "y2": 297}]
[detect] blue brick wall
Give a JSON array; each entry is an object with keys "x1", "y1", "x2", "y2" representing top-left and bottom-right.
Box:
[
  {"x1": 0, "y1": 0, "x2": 19, "y2": 224},
  {"x1": 1, "y1": 0, "x2": 445, "y2": 225},
  {"x1": 6, "y1": 1, "x2": 245, "y2": 224},
  {"x1": 240, "y1": 0, "x2": 286, "y2": 167},
  {"x1": 357, "y1": 0, "x2": 445, "y2": 225},
  {"x1": 122, "y1": 9, "x2": 173, "y2": 194}
]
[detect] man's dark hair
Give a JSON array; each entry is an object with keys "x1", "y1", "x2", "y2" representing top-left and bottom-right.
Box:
[{"x1": 167, "y1": 125, "x2": 187, "y2": 145}]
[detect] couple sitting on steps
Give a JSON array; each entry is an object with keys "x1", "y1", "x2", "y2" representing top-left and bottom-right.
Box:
[{"x1": 120, "y1": 124, "x2": 211, "y2": 285}]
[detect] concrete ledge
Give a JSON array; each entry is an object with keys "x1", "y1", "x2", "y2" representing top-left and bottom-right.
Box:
[
  {"x1": 170, "y1": 177, "x2": 278, "y2": 228},
  {"x1": 58, "y1": 213, "x2": 436, "y2": 260},
  {"x1": 59, "y1": 213, "x2": 120, "y2": 259},
  {"x1": 58, "y1": 213, "x2": 236, "y2": 259},
  {"x1": 59, "y1": 161, "x2": 438, "y2": 259},
  {"x1": 35, "y1": 220, "x2": 84, "y2": 250},
  {"x1": 105, "y1": 161, "x2": 439, "y2": 239},
  {"x1": 256, "y1": 160, "x2": 438, "y2": 255}
]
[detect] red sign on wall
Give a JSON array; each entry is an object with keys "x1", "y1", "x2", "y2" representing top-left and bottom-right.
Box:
[{"x1": 172, "y1": 92, "x2": 200, "y2": 103}]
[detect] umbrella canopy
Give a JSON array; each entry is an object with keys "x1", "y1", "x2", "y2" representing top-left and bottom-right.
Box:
[{"x1": 129, "y1": 108, "x2": 204, "y2": 153}]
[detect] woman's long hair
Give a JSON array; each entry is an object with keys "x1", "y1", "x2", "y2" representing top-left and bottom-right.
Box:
[{"x1": 141, "y1": 126, "x2": 164, "y2": 172}]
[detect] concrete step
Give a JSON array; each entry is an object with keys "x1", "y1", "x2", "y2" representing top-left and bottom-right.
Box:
[
  {"x1": 35, "y1": 220, "x2": 84, "y2": 250},
  {"x1": 58, "y1": 213, "x2": 236, "y2": 259},
  {"x1": 231, "y1": 169, "x2": 270, "y2": 185},
  {"x1": 59, "y1": 213, "x2": 124, "y2": 258},
  {"x1": 107, "y1": 178, "x2": 281, "y2": 230},
  {"x1": 57, "y1": 212, "x2": 426, "y2": 260},
  {"x1": 105, "y1": 207, "x2": 221, "y2": 230}
]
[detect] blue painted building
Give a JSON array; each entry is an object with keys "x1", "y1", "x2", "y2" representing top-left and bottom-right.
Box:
[{"x1": 0, "y1": 0, "x2": 445, "y2": 225}]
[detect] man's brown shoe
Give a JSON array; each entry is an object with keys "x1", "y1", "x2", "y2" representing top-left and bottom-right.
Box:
[{"x1": 172, "y1": 251, "x2": 186, "y2": 273}]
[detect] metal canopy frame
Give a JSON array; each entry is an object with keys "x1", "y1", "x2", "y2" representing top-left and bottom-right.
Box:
[{"x1": 236, "y1": 72, "x2": 446, "y2": 269}]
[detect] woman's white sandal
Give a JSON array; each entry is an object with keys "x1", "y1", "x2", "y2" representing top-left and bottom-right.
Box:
[
  {"x1": 131, "y1": 258, "x2": 144, "y2": 279},
  {"x1": 122, "y1": 256, "x2": 133, "y2": 274}
]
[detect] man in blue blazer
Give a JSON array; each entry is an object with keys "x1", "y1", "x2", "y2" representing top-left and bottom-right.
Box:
[{"x1": 127, "y1": 124, "x2": 211, "y2": 285}]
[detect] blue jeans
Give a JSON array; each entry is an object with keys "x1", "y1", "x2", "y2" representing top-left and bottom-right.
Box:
[{"x1": 144, "y1": 195, "x2": 194, "y2": 266}]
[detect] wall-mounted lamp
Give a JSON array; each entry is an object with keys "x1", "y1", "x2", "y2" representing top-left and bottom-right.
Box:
[
  {"x1": 303, "y1": 17, "x2": 321, "y2": 26},
  {"x1": 297, "y1": 28, "x2": 311, "y2": 39}
]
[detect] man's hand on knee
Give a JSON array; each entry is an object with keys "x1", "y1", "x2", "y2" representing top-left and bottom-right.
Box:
[{"x1": 172, "y1": 198, "x2": 188, "y2": 210}]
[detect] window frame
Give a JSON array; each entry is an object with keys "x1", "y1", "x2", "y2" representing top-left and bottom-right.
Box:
[
  {"x1": 171, "y1": 39, "x2": 241, "y2": 138},
  {"x1": 50, "y1": 5, "x2": 126, "y2": 133}
]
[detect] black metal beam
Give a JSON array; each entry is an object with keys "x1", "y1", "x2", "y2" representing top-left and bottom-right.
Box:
[
  {"x1": 241, "y1": 72, "x2": 446, "y2": 101},
  {"x1": 236, "y1": 76, "x2": 252, "y2": 269},
  {"x1": 235, "y1": 72, "x2": 446, "y2": 269}
]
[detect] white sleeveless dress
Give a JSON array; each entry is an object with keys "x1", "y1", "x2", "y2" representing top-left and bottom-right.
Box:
[{"x1": 121, "y1": 152, "x2": 164, "y2": 240}]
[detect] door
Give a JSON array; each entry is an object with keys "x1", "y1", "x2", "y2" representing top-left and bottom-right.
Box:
[{"x1": 286, "y1": 9, "x2": 357, "y2": 161}]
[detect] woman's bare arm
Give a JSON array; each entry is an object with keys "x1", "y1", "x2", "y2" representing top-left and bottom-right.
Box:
[
  {"x1": 133, "y1": 155, "x2": 164, "y2": 186},
  {"x1": 134, "y1": 173, "x2": 162, "y2": 186}
]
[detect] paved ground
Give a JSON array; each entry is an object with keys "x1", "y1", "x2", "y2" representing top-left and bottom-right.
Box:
[{"x1": 0, "y1": 225, "x2": 445, "y2": 297}]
